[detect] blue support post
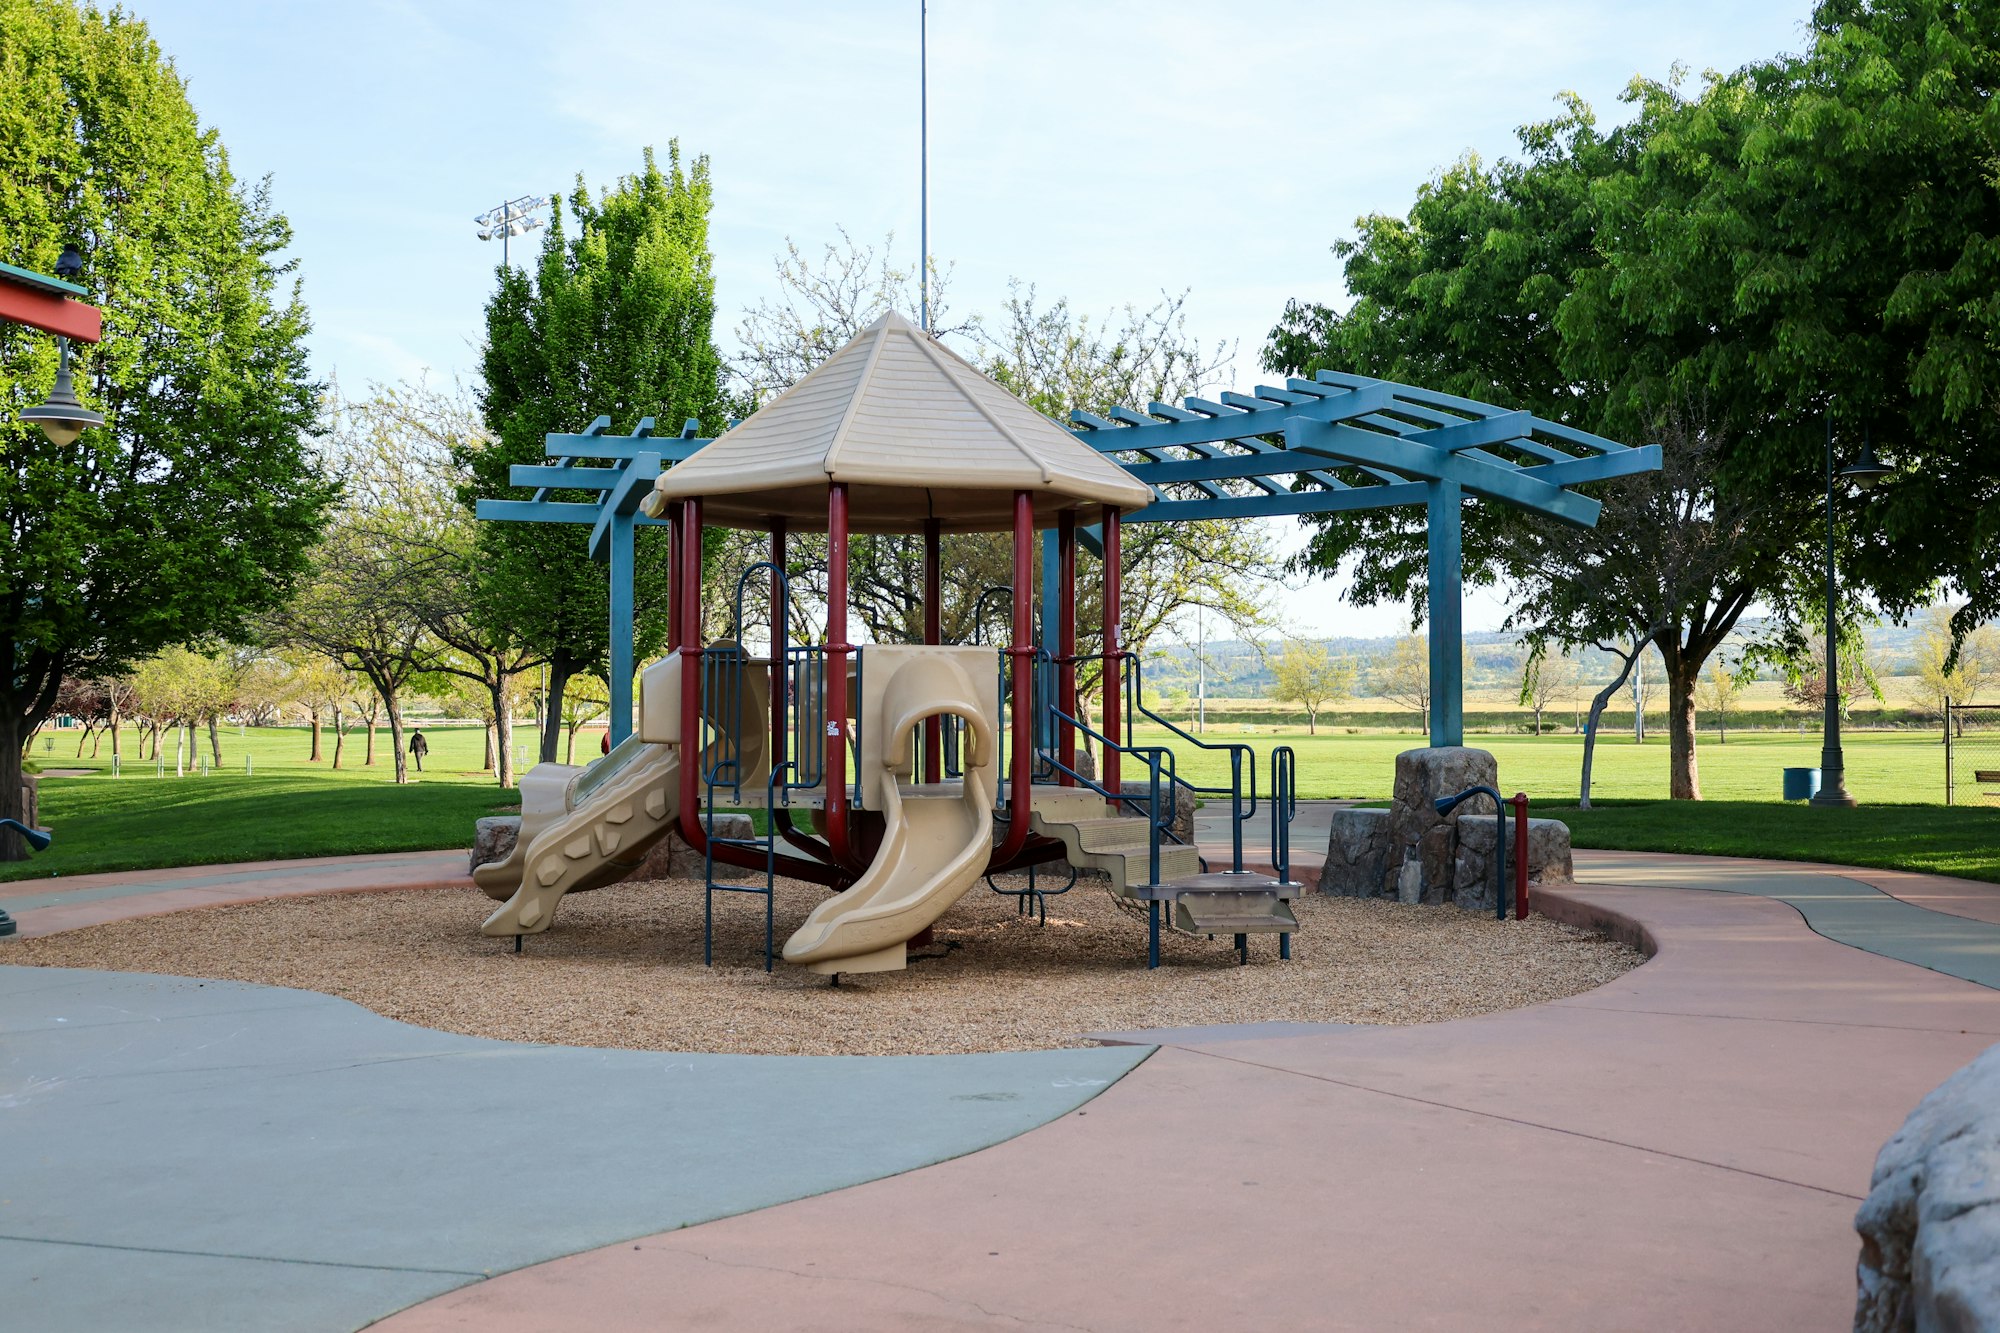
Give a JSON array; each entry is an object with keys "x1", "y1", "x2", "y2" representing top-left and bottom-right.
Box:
[
  {"x1": 608, "y1": 508, "x2": 635, "y2": 746},
  {"x1": 1426, "y1": 479, "x2": 1464, "y2": 747}
]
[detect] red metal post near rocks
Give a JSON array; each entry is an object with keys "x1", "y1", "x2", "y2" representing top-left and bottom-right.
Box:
[{"x1": 1512, "y1": 791, "x2": 1529, "y2": 920}]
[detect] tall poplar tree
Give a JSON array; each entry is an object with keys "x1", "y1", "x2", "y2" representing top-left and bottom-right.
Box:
[
  {"x1": 0, "y1": 0, "x2": 330, "y2": 856},
  {"x1": 470, "y1": 144, "x2": 725, "y2": 761}
]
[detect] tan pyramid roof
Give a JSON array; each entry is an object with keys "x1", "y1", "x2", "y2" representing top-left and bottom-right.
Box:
[{"x1": 643, "y1": 311, "x2": 1156, "y2": 532}]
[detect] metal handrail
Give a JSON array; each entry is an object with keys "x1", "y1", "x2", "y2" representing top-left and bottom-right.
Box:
[
  {"x1": 1270, "y1": 745, "x2": 1298, "y2": 886},
  {"x1": 1436, "y1": 784, "x2": 1511, "y2": 922},
  {"x1": 1118, "y1": 650, "x2": 1259, "y2": 872}
]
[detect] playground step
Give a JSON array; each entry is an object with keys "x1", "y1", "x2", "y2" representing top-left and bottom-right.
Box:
[{"x1": 1063, "y1": 818, "x2": 1156, "y2": 854}]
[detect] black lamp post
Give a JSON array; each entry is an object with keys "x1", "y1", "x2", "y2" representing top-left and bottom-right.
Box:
[{"x1": 1811, "y1": 417, "x2": 1891, "y2": 808}]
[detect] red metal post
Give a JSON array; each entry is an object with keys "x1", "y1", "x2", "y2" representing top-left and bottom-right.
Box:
[
  {"x1": 995, "y1": 491, "x2": 1035, "y2": 863},
  {"x1": 922, "y1": 516, "x2": 943, "y2": 784},
  {"x1": 676, "y1": 498, "x2": 706, "y2": 847},
  {"x1": 824, "y1": 484, "x2": 852, "y2": 866},
  {"x1": 1100, "y1": 507, "x2": 1123, "y2": 797},
  {"x1": 1057, "y1": 509, "x2": 1077, "y2": 786},
  {"x1": 1512, "y1": 791, "x2": 1530, "y2": 921},
  {"x1": 665, "y1": 501, "x2": 684, "y2": 652}
]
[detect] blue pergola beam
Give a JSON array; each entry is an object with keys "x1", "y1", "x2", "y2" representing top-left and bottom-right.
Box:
[
  {"x1": 1127, "y1": 480, "x2": 1429, "y2": 523},
  {"x1": 1285, "y1": 418, "x2": 1602, "y2": 527}
]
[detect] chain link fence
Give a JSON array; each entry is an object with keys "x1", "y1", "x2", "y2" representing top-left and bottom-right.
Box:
[{"x1": 1945, "y1": 701, "x2": 2000, "y2": 806}]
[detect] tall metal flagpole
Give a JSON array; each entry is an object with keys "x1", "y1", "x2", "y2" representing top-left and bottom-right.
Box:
[{"x1": 920, "y1": 0, "x2": 929, "y2": 333}]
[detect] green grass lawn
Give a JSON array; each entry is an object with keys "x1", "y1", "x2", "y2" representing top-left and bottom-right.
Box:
[
  {"x1": 11, "y1": 719, "x2": 1994, "y2": 886},
  {"x1": 1129, "y1": 723, "x2": 1959, "y2": 805},
  {"x1": 9, "y1": 723, "x2": 519, "y2": 881},
  {"x1": 1545, "y1": 800, "x2": 2000, "y2": 885}
]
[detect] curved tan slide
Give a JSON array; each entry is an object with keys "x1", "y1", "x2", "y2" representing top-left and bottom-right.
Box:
[
  {"x1": 479, "y1": 651, "x2": 768, "y2": 938},
  {"x1": 782, "y1": 650, "x2": 998, "y2": 975}
]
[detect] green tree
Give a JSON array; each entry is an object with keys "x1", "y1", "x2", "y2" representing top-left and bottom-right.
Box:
[
  {"x1": 1269, "y1": 639, "x2": 1354, "y2": 735},
  {"x1": 471, "y1": 144, "x2": 725, "y2": 762},
  {"x1": 0, "y1": 0, "x2": 330, "y2": 854}
]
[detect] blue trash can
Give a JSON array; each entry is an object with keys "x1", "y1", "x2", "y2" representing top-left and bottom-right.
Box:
[{"x1": 1783, "y1": 766, "x2": 1821, "y2": 801}]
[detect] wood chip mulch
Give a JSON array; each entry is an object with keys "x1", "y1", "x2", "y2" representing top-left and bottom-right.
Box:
[{"x1": 6, "y1": 873, "x2": 1641, "y2": 1056}]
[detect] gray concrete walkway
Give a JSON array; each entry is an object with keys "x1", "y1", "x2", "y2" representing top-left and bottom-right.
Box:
[
  {"x1": 1579, "y1": 849, "x2": 2000, "y2": 989},
  {"x1": 0, "y1": 966, "x2": 1145, "y2": 1333}
]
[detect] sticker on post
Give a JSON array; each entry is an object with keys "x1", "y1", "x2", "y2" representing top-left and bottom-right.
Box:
[{"x1": 826, "y1": 723, "x2": 841, "y2": 736}]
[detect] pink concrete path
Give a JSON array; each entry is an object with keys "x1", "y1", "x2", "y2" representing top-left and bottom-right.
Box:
[
  {"x1": 0, "y1": 849, "x2": 471, "y2": 937},
  {"x1": 378, "y1": 858, "x2": 2000, "y2": 1332}
]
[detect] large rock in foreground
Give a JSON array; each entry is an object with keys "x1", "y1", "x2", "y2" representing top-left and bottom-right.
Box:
[{"x1": 1856, "y1": 1041, "x2": 2000, "y2": 1332}]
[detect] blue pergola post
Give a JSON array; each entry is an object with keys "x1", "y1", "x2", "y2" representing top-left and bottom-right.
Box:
[
  {"x1": 608, "y1": 508, "x2": 636, "y2": 746},
  {"x1": 1426, "y1": 480, "x2": 1464, "y2": 747}
]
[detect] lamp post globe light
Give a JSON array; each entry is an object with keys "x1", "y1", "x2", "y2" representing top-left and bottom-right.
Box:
[
  {"x1": 21, "y1": 334, "x2": 104, "y2": 446},
  {"x1": 1811, "y1": 416, "x2": 1892, "y2": 809},
  {"x1": 474, "y1": 194, "x2": 550, "y2": 269}
]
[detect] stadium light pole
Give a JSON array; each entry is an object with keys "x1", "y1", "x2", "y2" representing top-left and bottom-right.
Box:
[
  {"x1": 475, "y1": 195, "x2": 550, "y2": 269},
  {"x1": 1811, "y1": 416, "x2": 1892, "y2": 809}
]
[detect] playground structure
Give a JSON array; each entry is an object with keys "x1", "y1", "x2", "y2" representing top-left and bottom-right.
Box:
[{"x1": 473, "y1": 311, "x2": 1658, "y2": 974}]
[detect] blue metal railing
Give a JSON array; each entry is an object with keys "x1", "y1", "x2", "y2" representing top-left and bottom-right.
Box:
[{"x1": 1120, "y1": 652, "x2": 1258, "y2": 872}]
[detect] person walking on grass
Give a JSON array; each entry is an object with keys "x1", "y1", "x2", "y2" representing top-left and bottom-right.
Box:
[{"x1": 409, "y1": 728, "x2": 429, "y2": 773}]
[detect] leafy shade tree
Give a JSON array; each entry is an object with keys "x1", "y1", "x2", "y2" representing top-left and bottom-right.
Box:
[
  {"x1": 1265, "y1": 89, "x2": 1823, "y2": 800},
  {"x1": 276, "y1": 394, "x2": 451, "y2": 784},
  {"x1": 473, "y1": 145, "x2": 726, "y2": 762},
  {"x1": 0, "y1": 0, "x2": 330, "y2": 855},
  {"x1": 365, "y1": 382, "x2": 539, "y2": 789},
  {"x1": 1270, "y1": 639, "x2": 1354, "y2": 735}
]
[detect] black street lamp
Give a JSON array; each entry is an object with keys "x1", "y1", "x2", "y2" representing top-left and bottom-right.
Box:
[
  {"x1": 21, "y1": 334, "x2": 103, "y2": 445},
  {"x1": 1812, "y1": 418, "x2": 1891, "y2": 808}
]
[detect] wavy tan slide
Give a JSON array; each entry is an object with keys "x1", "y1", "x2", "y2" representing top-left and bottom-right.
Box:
[
  {"x1": 478, "y1": 651, "x2": 767, "y2": 938},
  {"x1": 782, "y1": 647, "x2": 999, "y2": 975}
]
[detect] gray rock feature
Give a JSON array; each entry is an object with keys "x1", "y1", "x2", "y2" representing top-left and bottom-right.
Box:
[
  {"x1": 1856, "y1": 1041, "x2": 2000, "y2": 1333},
  {"x1": 1315, "y1": 747, "x2": 1572, "y2": 913},
  {"x1": 470, "y1": 816, "x2": 519, "y2": 873}
]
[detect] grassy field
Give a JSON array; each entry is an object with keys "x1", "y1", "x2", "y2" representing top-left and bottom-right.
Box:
[
  {"x1": 1127, "y1": 723, "x2": 1962, "y2": 805},
  {"x1": 1544, "y1": 800, "x2": 2000, "y2": 885},
  {"x1": 10, "y1": 718, "x2": 1996, "y2": 884},
  {"x1": 8, "y1": 723, "x2": 524, "y2": 882}
]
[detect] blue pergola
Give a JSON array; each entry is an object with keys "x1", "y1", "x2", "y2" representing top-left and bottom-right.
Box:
[
  {"x1": 479, "y1": 371, "x2": 1657, "y2": 749},
  {"x1": 1065, "y1": 370, "x2": 1660, "y2": 745},
  {"x1": 475, "y1": 415, "x2": 707, "y2": 744}
]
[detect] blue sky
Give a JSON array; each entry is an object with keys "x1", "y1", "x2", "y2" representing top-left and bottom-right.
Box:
[{"x1": 130, "y1": 0, "x2": 1815, "y2": 636}]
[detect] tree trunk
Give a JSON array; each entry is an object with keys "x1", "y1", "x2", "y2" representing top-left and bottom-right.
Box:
[
  {"x1": 492, "y1": 674, "x2": 517, "y2": 790},
  {"x1": 208, "y1": 714, "x2": 222, "y2": 768},
  {"x1": 364, "y1": 705, "x2": 377, "y2": 766},
  {"x1": 565, "y1": 716, "x2": 579, "y2": 766},
  {"x1": 0, "y1": 711, "x2": 27, "y2": 861},
  {"x1": 308, "y1": 708, "x2": 323, "y2": 762},
  {"x1": 1579, "y1": 646, "x2": 1644, "y2": 811},
  {"x1": 1667, "y1": 661, "x2": 1701, "y2": 800},
  {"x1": 482, "y1": 724, "x2": 495, "y2": 773},
  {"x1": 76, "y1": 723, "x2": 92, "y2": 757},
  {"x1": 1532, "y1": 703, "x2": 1543, "y2": 735},
  {"x1": 332, "y1": 706, "x2": 346, "y2": 770},
  {"x1": 109, "y1": 703, "x2": 120, "y2": 764},
  {"x1": 540, "y1": 656, "x2": 576, "y2": 764},
  {"x1": 1306, "y1": 707, "x2": 1317, "y2": 736},
  {"x1": 384, "y1": 692, "x2": 409, "y2": 784}
]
